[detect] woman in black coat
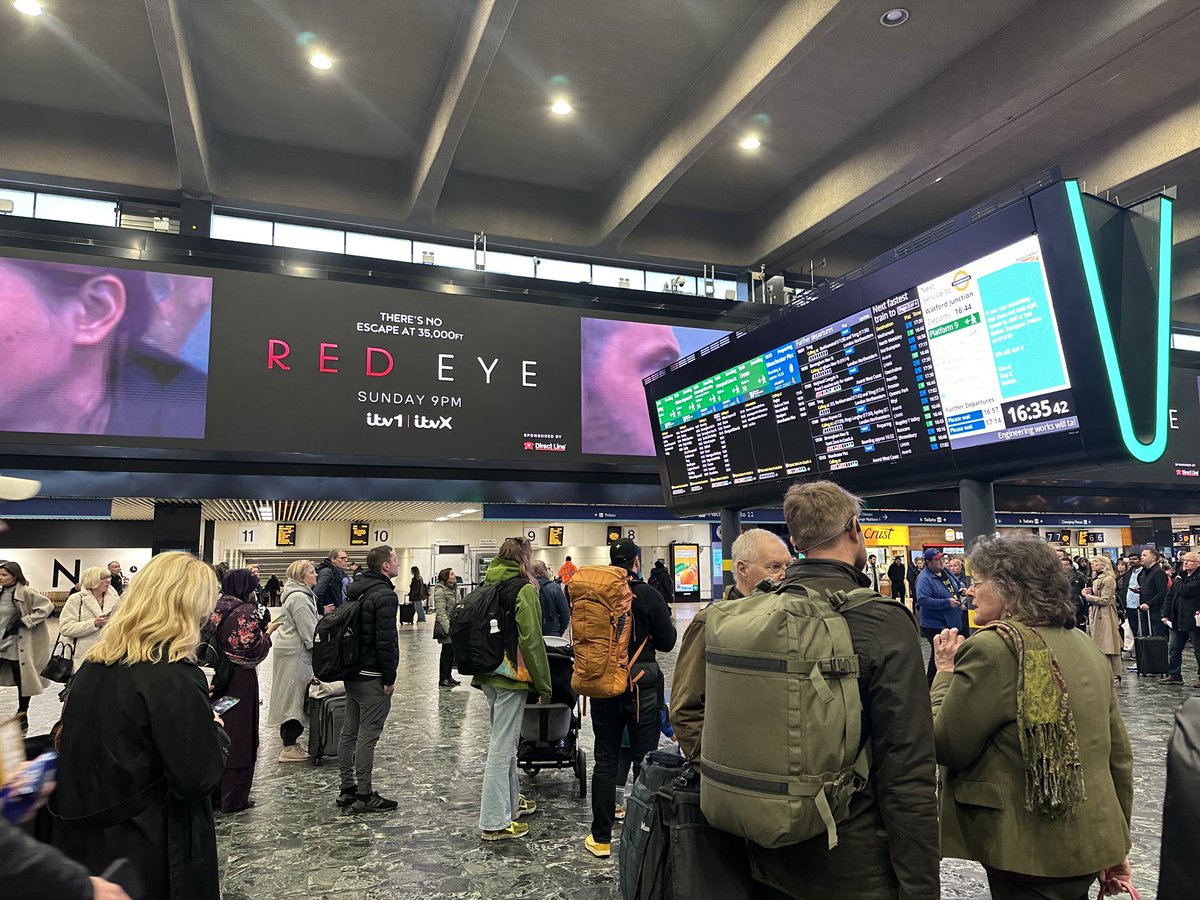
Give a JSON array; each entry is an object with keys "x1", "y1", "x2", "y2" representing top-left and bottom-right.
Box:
[{"x1": 51, "y1": 552, "x2": 229, "y2": 900}]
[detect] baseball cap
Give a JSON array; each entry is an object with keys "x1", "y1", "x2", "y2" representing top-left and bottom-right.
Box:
[
  {"x1": 923, "y1": 548, "x2": 944, "y2": 562},
  {"x1": 0, "y1": 476, "x2": 40, "y2": 501},
  {"x1": 610, "y1": 538, "x2": 641, "y2": 566}
]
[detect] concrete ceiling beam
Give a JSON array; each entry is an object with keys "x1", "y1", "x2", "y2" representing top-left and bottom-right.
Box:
[
  {"x1": 406, "y1": 0, "x2": 519, "y2": 219},
  {"x1": 590, "y1": 0, "x2": 855, "y2": 248},
  {"x1": 143, "y1": 0, "x2": 214, "y2": 197},
  {"x1": 750, "y1": 0, "x2": 1198, "y2": 268}
]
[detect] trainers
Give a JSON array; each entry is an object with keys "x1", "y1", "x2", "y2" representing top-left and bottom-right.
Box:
[
  {"x1": 515, "y1": 795, "x2": 537, "y2": 818},
  {"x1": 584, "y1": 834, "x2": 612, "y2": 858},
  {"x1": 482, "y1": 821, "x2": 529, "y2": 841},
  {"x1": 350, "y1": 791, "x2": 399, "y2": 813},
  {"x1": 277, "y1": 744, "x2": 309, "y2": 763},
  {"x1": 1159, "y1": 676, "x2": 1185, "y2": 685},
  {"x1": 614, "y1": 805, "x2": 626, "y2": 821},
  {"x1": 335, "y1": 787, "x2": 358, "y2": 808}
]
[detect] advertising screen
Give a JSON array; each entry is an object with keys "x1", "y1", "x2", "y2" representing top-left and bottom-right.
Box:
[
  {"x1": 670, "y1": 543, "x2": 700, "y2": 596},
  {"x1": 0, "y1": 249, "x2": 736, "y2": 472},
  {"x1": 651, "y1": 236, "x2": 1076, "y2": 500},
  {"x1": 0, "y1": 256, "x2": 212, "y2": 440}
]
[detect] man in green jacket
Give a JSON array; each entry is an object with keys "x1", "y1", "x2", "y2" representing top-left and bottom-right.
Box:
[{"x1": 472, "y1": 538, "x2": 552, "y2": 842}]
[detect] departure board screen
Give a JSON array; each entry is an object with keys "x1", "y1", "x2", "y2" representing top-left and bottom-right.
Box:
[{"x1": 653, "y1": 236, "x2": 1078, "y2": 499}]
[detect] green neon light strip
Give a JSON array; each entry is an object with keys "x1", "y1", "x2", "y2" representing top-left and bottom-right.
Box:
[{"x1": 1064, "y1": 179, "x2": 1172, "y2": 463}]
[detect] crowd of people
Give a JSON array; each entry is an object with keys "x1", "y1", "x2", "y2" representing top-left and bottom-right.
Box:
[{"x1": 0, "y1": 469, "x2": 1189, "y2": 898}]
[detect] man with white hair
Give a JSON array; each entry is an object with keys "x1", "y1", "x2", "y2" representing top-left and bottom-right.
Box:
[
  {"x1": 675, "y1": 528, "x2": 793, "y2": 755},
  {"x1": 725, "y1": 528, "x2": 794, "y2": 600},
  {"x1": 1161, "y1": 550, "x2": 1200, "y2": 686}
]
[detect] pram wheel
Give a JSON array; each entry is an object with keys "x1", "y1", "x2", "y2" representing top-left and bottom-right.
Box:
[{"x1": 575, "y1": 747, "x2": 588, "y2": 799}]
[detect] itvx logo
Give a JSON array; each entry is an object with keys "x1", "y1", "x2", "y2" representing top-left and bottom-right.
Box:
[{"x1": 366, "y1": 413, "x2": 453, "y2": 430}]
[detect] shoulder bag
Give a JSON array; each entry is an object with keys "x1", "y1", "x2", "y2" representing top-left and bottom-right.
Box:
[{"x1": 42, "y1": 594, "x2": 83, "y2": 683}]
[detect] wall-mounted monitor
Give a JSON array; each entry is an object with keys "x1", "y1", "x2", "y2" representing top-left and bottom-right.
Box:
[{"x1": 644, "y1": 178, "x2": 1173, "y2": 515}]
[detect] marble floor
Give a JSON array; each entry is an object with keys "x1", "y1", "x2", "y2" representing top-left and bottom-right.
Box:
[{"x1": 4, "y1": 603, "x2": 1187, "y2": 899}]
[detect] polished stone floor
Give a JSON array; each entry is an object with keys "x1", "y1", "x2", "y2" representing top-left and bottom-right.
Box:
[{"x1": 4, "y1": 604, "x2": 1187, "y2": 899}]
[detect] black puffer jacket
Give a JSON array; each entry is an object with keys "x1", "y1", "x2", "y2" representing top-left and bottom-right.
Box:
[{"x1": 346, "y1": 570, "x2": 399, "y2": 685}]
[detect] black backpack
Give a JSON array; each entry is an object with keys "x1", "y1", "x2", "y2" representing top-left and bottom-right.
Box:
[
  {"x1": 450, "y1": 577, "x2": 523, "y2": 675},
  {"x1": 312, "y1": 598, "x2": 363, "y2": 682}
]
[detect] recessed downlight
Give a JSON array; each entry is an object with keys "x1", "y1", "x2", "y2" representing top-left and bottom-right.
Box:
[
  {"x1": 740, "y1": 135, "x2": 762, "y2": 151},
  {"x1": 550, "y1": 98, "x2": 573, "y2": 116},
  {"x1": 309, "y1": 52, "x2": 333, "y2": 70},
  {"x1": 13, "y1": 0, "x2": 43, "y2": 15},
  {"x1": 880, "y1": 8, "x2": 909, "y2": 26}
]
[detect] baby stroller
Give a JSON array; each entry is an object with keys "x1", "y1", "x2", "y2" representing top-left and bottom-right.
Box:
[{"x1": 518, "y1": 635, "x2": 587, "y2": 798}]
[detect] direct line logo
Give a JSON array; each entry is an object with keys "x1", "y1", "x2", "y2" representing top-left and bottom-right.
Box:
[{"x1": 951, "y1": 270, "x2": 972, "y2": 291}]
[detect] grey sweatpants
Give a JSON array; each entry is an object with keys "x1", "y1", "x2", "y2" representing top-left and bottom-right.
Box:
[{"x1": 338, "y1": 677, "x2": 392, "y2": 794}]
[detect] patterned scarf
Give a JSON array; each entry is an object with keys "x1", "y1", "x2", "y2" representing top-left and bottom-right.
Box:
[{"x1": 984, "y1": 620, "x2": 1086, "y2": 816}]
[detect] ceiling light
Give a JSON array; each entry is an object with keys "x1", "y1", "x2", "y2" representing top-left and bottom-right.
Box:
[
  {"x1": 550, "y1": 99, "x2": 573, "y2": 116},
  {"x1": 309, "y1": 52, "x2": 333, "y2": 70},
  {"x1": 880, "y1": 8, "x2": 909, "y2": 26},
  {"x1": 435, "y1": 517, "x2": 447, "y2": 522},
  {"x1": 740, "y1": 136, "x2": 762, "y2": 151},
  {"x1": 257, "y1": 504, "x2": 274, "y2": 521},
  {"x1": 13, "y1": 0, "x2": 43, "y2": 15},
  {"x1": 461, "y1": 508, "x2": 478, "y2": 514}
]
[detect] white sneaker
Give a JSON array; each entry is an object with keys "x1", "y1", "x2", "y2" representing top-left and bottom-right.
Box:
[{"x1": 278, "y1": 744, "x2": 309, "y2": 763}]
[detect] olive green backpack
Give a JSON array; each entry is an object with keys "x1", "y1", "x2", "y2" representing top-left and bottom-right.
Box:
[{"x1": 700, "y1": 581, "x2": 883, "y2": 850}]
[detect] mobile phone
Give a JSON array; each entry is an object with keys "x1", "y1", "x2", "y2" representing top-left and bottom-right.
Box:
[
  {"x1": 101, "y1": 859, "x2": 144, "y2": 900},
  {"x1": 211, "y1": 696, "x2": 241, "y2": 715},
  {"x1": 0, "y1": 751, "x2": 57, "y2": 824}
]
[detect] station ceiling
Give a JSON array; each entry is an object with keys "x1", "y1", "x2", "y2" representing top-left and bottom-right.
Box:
[{"x1": 3, "y1": 1, "x2": 1200, "y2": 309}]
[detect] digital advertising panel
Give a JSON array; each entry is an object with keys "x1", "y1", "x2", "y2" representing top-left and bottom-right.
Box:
[
  {"x1": 0, "y1": 256, "x2": 212, "y2": 440},
  {"x1": 0, "y1": 247, "x2": 738, "y2": 475},
  {"x1": 669, "y1": 542, "x2": 700, "y2": 597}
]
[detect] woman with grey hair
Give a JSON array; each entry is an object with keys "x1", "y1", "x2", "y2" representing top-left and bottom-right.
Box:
[{"x1": 930, "y1": 534, "x2": 1135, "y2": 899}]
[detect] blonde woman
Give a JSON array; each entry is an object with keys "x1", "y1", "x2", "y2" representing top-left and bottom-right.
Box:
[
  {"x1": 58, "y1": 565, "x2": 120, "y2": 662},
  {"x1": 1084, "y1": 555, "x2": 1123, "y2": 681},
  {"x1": 50, "y1": 553, "x2": 229, "y2": 900},
  {"x1": 268, "y1": 559, "x2": 320, "y2": 762}
]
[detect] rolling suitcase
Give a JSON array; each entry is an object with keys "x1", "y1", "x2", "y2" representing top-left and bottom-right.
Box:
[
  {"x1": 1134, "y1": 609, "x2": 1169, "y2": 676},
  {"x1": 399, "y1": 601, "x2": 416, "y2": 625},
  {"x1": 308, "y1": 692, "x2": 346, "y2": 764}
]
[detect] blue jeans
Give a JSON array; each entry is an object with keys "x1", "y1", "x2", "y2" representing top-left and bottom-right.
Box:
[
  {"x1": 479, "y1": 684, "x2": 526, "y2": 830},
  {"x1": 1168, "y1": 628, "x2": 1200, "y2": 680}
]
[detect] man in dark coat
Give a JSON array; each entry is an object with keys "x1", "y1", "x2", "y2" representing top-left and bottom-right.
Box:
[
  {"x1": 315, "y1": 549, "x2": 350, "y2": 614},
  {"x1": 338, "y1": 545, "x2": 400, "y2": 813},
  {"x1": 648, "y1": 559, "x2": 675, "y2": 603},
  {"x1": 533, "y1": 561, "x2": 570, "y2": 636},
  {"x1": 1161, "y1": 551, "x2": 1200, "y2": 686},
  {"x1": 672, "y1": 481, "x2": 940, "y2": 898},
  {"x1": 1137, "y1": 546, "x2": 1171, "y2": 638},
  {"x1": 887, "y1": 556, "x2": 906, "y2": 602}
]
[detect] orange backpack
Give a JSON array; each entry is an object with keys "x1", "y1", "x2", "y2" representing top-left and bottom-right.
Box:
[{"x1": 568, "y1": 565, "x2": 646, "y2": 698}]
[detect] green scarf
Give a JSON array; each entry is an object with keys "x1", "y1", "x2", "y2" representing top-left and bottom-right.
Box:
[{"x1": 984, "y1": 620, "x2": 1086, "y2": 817}]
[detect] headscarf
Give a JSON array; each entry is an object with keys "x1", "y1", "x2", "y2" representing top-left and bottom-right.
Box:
[
  {"x1": 209, "y1": 569, "x2": 270, "y2": 668},
  {"x1": 221, "y1": 568, "x2": 259, "y2": 602},
  {"x1": 984, "y1": 620, "x2": 1086, "y2": 816}
]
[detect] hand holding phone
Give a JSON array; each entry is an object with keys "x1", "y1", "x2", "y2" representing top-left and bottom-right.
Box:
[{"x1": 211, "y1": 696, "x2": 241, "y2": 716}]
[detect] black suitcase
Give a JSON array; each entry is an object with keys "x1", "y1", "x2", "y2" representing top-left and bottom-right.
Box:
[
  {"x1": 308, "y1": 693, "x2": 346, "y2": 764},
  {"x1": 399, "y1": 601, "x2": 416, "y2": 625},
  {"x1": 1134, "y1": 610, "x2": 1169, "y2": 676}
]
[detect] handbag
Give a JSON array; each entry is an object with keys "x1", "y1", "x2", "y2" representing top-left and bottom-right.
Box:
[
  {"x1": 41, "y1": 635, "x2": 75, "y2": 684},
  {"x1": 1096, "y1": 878, "x2": 1141, "y2": 899}
]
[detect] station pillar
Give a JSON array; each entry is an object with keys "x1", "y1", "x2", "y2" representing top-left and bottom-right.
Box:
[
  {"x1": 152, "y1": 502, "x2": 202, "y2": 556},
  {"x1": 720, "y1": 507, "x2": 740, "y2": 599},
  {"x1": 959, "y1": 479, "x2": 996, "y2": 552}
]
